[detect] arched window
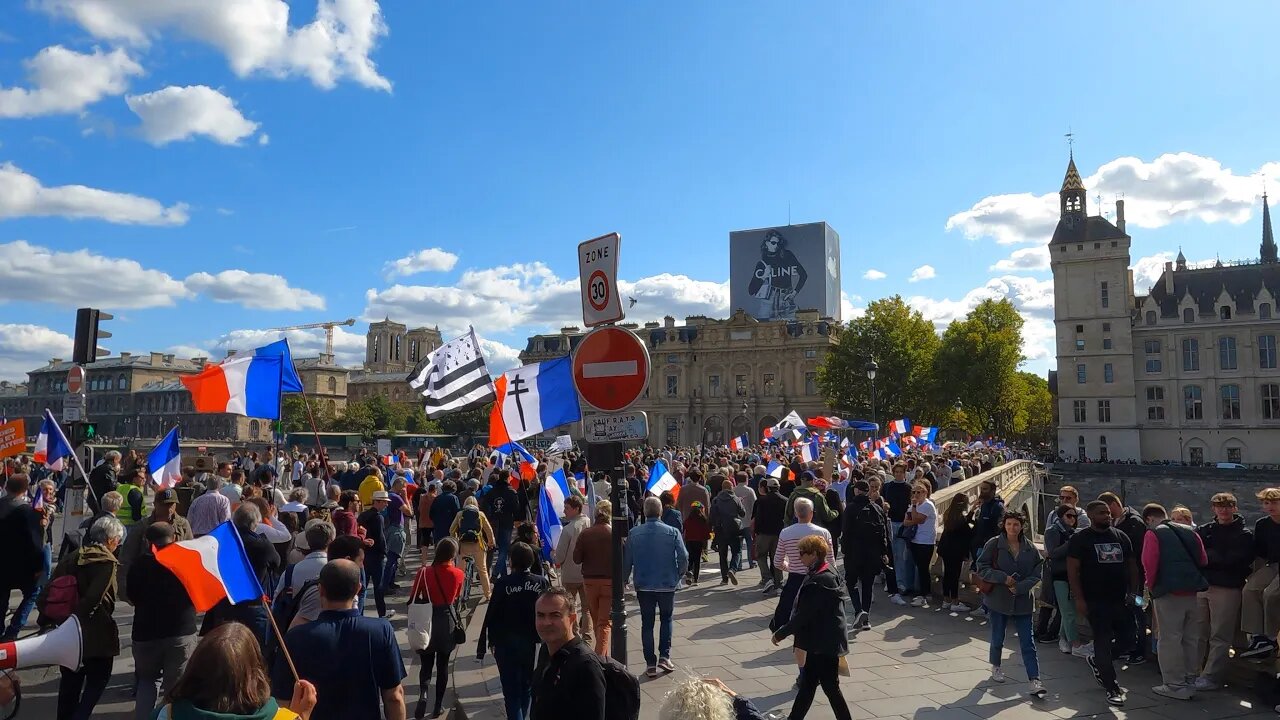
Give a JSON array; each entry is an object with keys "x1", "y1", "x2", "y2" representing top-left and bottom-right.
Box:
[
  {"x1": 1145, "y1": 311, "x2": 1156, "y2": 325},
  {"x1": 1099, "y1": 435, "x2": 1109, "y2": 462},
  {"x1": 1077, "y1": 435, "x2": 1086, "y2": 462},
  {"x1": 118, "y1": 374, "x2": 128, "y2": 390},
  {"x1": 249, "y1": 419, "x2": 261, "y2": 440},
  {"x1": 327, "y1": 376, "x2": 337, "y2": 393},
  {"x1": 1184, "y1": 308, "x2": 1195, "y2": 323}
]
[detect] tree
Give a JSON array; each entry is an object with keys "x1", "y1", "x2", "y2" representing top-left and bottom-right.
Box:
[
  {"x1": 1016, "y1": 371, "x2": 1054, "y2": 447},
  {"x1": 332, "y1": 400, "x2": 376, "y2": 439},
  {"x1": 817, "y1": 296, "x2": 940, "y2": 425},
  {"x1": 403, "y1": 404, "x2": 441, "y2": 434},
  {"x1": 436, "y1": 403, "x2": 492, "y2": 437},
  {"x1": 934, "y1": 298, "x2": 1025, "y2": 432}
]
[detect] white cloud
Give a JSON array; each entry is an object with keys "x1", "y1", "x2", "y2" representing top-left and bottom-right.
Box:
[
  {"x1": 258, "y1": 133, "x2": 269, "y2": 146},
  {"x1": 208, "y1": 325, "x2": 365, "y2": 366},
  {"x1": 990, "y1": 246, "x2": 1050, "y2": 272},
  {"x1": 0, "y1": 324, "x2": 73, "y2": 382},
  {"x1": 40, "y1": 0, "x2": 391, "y2": 91},
  {"x1": 0, "y1": 45, "x2": 142, "y2": 118},
  {"x1": 478, "y1": 338, "x2": 521, "y2": 374},
  {"x1": 184, "y1": 269, "x2": 325, "y2": 310},
  {"x1": 840, "y1": 291, "x2": 864, "y2": 321},
  {"x1": 0, "y1": 162, "x2": 188, "y2": 225},
  {"x1": 126, "y1": 85, "x2": 260, "y2": 145},
  {"x1": 0, "y1": 240, "x2": 190, "y2": 307},
  {"x1": 907, "y1": 274, "x2": 1056, "y2": 362},
  {"x1": 909, "y1": 264, "x2": 936, "y2": 282},
  {"x1": 947, "y1": 152, "x2": 1280, "y2": 244},
  {"x1": 1129, "y1": 251, "x2": 1215, "y2": 294},
  {"x1": 163, "y1": 344, "x2": 209, "y2": 359},
  {"x1": 862, "y1": 269, "x2": 886, "y2": 280},
  {"x1": 382, "y1": 248, "x2": 460, "y2": 279}
]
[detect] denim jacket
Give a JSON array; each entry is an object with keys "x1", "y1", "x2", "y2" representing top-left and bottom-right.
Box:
[{"x1": 623, "y1": 520, "x2": 689, "y2": 591}]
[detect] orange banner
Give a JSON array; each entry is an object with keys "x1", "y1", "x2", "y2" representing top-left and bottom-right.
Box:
[{"x1": 0, "y1": 419, "x2": 25, "y2": 460}]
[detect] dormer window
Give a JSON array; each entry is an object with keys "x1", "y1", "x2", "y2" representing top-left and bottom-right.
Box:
[
  {"x1": 1145, "y1": 311, "x2": 1156, "y2": 326},
  {"x1": 1184, "y1": 308, "x2": 1195, "y2": 323},
  {"x1": 1221, "y1": 306, "x2": 1232, "y2": 321}
]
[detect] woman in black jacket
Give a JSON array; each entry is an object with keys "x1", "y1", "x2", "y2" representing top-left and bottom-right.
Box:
[
  {"x1": 937, "y1": 494, "x2": 974, "y2": 612},
  {"x1": 771, "y1": 535, "x2": 852, "y2": 720}
]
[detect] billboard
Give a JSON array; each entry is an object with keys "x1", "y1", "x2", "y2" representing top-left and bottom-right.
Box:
[{"x1": 729, "y1": 221, "x2": 841, "y2": 322}]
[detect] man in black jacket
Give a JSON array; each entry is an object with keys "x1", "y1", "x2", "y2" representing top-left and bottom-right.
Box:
[
  {"x1": 752, "y1": 478, "x2": 786, "y2": 592},
  {"x1": 478, "y1": 542, "x2": 550, "y2": 720},
  {"x1": 0, "y1": 474, "x2": 44, "y2": 640},
  {"x1": 531, "y1": 588, "x2": 605, "y2": 720},
  {"x1": 358, "y1": 491, "x2": 391, "y2": 619},
  {"x1": 481, "y1": 471, "x2": 520, "y2": 579},
  {"x1": 127, "y1": 521, "x2": 197, "y2": 718},
  {"x1": 842, "y1": 481, "x2": 889, "y2": 630},
  {"x1": 86, "y1": 450, "x2": 121, "y2": 515},
  {"x1": 1102, "y1": 491, "x2": 1149, "y2": 664},
  {"x1": 1193, "y1": 493, "x2": 1254, "y2": 689}
]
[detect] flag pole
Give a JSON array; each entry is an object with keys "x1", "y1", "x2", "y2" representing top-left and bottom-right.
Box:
[
  {"x1": 299, "y1": 392, "x2": 333, "y2": 484},
  {"x1": 262, "y1": 596, "x2": 299, "y2": 681}
]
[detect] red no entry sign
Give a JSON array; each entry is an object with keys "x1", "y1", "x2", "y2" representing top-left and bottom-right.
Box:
[
  {"x1": 571, "y1": 326, "x2": 650, "y2": 412},
  {"x1": 67, "y1": 365, "x2": 85, "y2": 394}
]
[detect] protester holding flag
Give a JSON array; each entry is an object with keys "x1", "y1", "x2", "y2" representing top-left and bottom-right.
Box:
[
  {"x1": 199, "y1": 506, "x2": 280, "y2": 651},
  {"x1": 118, "y1": 488, "x2": 192, "y2": 601},
  {"x1": 624, "y1": 496, "x2": 688, "y2": 678},
  {"x1": 572, "y1": 500, "x2": 614, "y2": 656},
  {"x1": 50, "y1": 515, "x2": 124, "y2": 720}
]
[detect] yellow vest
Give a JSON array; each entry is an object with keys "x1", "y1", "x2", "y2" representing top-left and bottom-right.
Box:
[{"x1": 115, "y1": 483, "x2": 148, "y2": 525}]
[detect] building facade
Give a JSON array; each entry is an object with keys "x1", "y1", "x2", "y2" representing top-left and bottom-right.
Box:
[
  {"x1": 1052, "y1": 153, "x2": 1280, "y2": 464},
  {"x1": 365, "y1": 319, "x2": 442, "y2": 374},
  {"x1": 520, "y1": 309, "x2": 840, "y2": 447}
]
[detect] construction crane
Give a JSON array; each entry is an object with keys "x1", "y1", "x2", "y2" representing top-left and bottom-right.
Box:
[{"x1": 267, "y1": 318, "x2": 356, "y2": 357}]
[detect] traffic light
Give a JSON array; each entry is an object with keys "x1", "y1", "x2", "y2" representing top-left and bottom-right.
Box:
[
  {"x1": 73, "y1": 308, "x2": 112, "y2": 364},
  {"x1": 69, "y1": 422, "x2": 98, "y2": 446},
  {"x1": 83, "y1": 422, "x2": 97, "y2": 440}
]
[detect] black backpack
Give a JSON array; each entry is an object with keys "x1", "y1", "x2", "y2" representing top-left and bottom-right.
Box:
[
  {"x1": 595, "y1": 655, "x2": 640, "y2": 720},
  {"x1": 267, "y1": 565, "x2": 319, "y2": 665},
  {"x1": 458, "y1": 508, "x2": 482, "y2": 543}
]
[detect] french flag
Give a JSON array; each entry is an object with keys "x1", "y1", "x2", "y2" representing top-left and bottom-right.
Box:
[
  {"x1": 155, "y1": 521, "x2": 263, "y2": 612},
  {"x1": 537, "y1": 470, "x2": 569, "y2": 561},
  {"x1": 877, "y1": 441, "x2": 902, "y2": 460},
  {"x1": 761, "y1": 426, "x2": 775, "y2": 444},
  {"x1": 148, "y1": 426, "x2": 182, "y2": 490},
  {"x1": 647, "y1": 460, "x2": 679, "y2": 502},
  {"x1": 765, "y1": 460, "x2": 785, "y2": 479},
  {"x1": 496, "y1": 441, "x2": 538, "y2": 487},
  {"x1": 890, "y1": 418, "x2": 911, "y2": 435},
  {"x1": 729, "y1": 434, "x2": 748, "y2": 451},
  {"x1": 181, "y1": 355, "x2": 284, "y2": 419},
  {"x1": 913, "y1": 425, "x2": 938, "y2": 443},
  {"x1": 34, "y1": 410, "x2": 72, "y2": 471},
  {"x1": 800, "y1": 437, "x2": 821, "y2": 463}
]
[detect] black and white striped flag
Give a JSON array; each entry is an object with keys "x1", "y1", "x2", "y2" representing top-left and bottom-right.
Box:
[{"x1": 406, "y1": 328, "x2": 496, "y2": 419}]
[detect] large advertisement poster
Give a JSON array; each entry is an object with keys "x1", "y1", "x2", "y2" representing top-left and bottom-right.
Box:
[{"x1": 729, "y1": 221, "x2": 841, "y2": 322}]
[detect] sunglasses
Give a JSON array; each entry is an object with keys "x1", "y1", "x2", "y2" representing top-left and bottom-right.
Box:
[{"x1": 1064, "y1": 513, "x2": 1078, "y2": 519}]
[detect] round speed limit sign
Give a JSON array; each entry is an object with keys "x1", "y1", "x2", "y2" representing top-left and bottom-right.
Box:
[{"x1": 588, "y1": 270, "x2": 610, "y2": 311}]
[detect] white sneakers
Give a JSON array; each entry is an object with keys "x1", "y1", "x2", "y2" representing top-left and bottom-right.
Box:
[
  {"x1": 1029, "y1": 678, "x2": 1046, "y2": 698},
  {"x1": 1059, "y1": 636, "x2": 1071, "y2": 654},
  {"x1": 990, "y1": 666, "x2": 1006, "y2": 683},
  {"x1": 889, "y1": 594, "x2": 908, "y2": 606},
  {"x1": 1071, "y1": 642, "x2": 1094, "y2": 658},
  {"x1": 909, "y1": 596, "x2": 928, "y2": 608},
  {"x1": 1151, "y1": 684, "x2": 1195, "y2": 701},
  {"x1": 950, "y1": 602, "x2": 972, "y2": 612},
  {"x1": 1192, "y1": 676, "x2": 1221, "y2": 691}
]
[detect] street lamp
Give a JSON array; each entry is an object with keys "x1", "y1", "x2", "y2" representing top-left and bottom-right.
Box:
[{"x1": 864, "y1": 359, "x2": 878, "y2": 438}]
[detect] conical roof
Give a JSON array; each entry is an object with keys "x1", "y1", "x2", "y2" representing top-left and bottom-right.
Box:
[{"x1": 1060, "y1": 154, "x2": 1085, "y2": 193}]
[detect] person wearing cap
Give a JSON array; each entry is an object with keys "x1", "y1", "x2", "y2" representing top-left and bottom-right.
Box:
[
  {"x1": 117, "y1": 487, "x2": 192, "y2": 601},
  {"x1": 126, "y1": 521, "x2": 196, "y2": 720},
  {"x1": 753, "y1": 477, "x2": 786, "y2": 592},
  {"x1": 358, "y1": 490, "x2": 394, "y2": 619}
]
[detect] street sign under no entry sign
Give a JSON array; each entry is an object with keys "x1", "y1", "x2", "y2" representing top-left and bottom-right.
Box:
[
  {"x1": 578, "y1": 233, "x2": 623, "y2": 327},
  {"x1": 571, "y1": 325, "x2": 649, "y2": 412}
]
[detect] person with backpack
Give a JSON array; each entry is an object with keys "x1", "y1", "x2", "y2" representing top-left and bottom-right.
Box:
[
  {"x1": 530, "y1": 588, "x2": 607, "y2": 720},
  {"x1": 271, "y1": 521, "x2": 336, "y2": 633},
  {"x1": 476, "y1": 542, "x2": 550, "y2": 720},
  {"x1": 47, "y1": 514, "x2": 124, "y2": 720},
  {"x1": 709, "y1": 479, "x2": 745, "y2": 586},
  {"x1": 481, "y1": 470, "x2": 520, "y2": 580},
  {"x1": 430, "y1": 481, "x2": 461, "y2": 545},
  {"x1": 450, "y1": 495, "x2": 495, "y2": 601},
  {"x1": 842, "y1": 480, "x2": 889, "y2": 630},
  {"x1": 128, "y1": 521, "x2": 197, "y2": 720}
]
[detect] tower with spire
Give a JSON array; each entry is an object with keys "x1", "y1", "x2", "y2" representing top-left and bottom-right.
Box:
[
  {"x1": 1049, "y1": 150, "x2": 1141, "y2": 463},
  {"x1": 1262, "y1": 192, "x2": 1277, "y2": 264}
]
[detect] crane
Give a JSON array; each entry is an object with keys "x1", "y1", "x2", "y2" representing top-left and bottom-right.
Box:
[{"x1": 267, "y1": 318, "x2": 356, "y2": 357}]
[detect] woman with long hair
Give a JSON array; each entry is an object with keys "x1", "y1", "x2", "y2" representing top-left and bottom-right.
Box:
[
  {"x1": 937, "y1": 494, "x2": 974, "y2": 612},
  {"x1": 412, "y1": 537, "x2": 466, "y2": 719},
  {"x1": 153, "y1": 622, "x2": 316, "y2": 719},
  {"x1": 976, "y1": 511, "x2": 1046, "y2": 697}
]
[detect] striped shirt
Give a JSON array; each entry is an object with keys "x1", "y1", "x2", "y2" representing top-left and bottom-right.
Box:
[
  {"x1": 188, "y1": 490, "x2": 232, "y2": 537},
  {"x1": 774, "y1": 522, "x2": 835, "y2": 575}
]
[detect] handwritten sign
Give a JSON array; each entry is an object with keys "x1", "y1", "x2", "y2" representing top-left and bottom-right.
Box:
[{"x1": 0, "y1": 419, "x2": 26, "y2": 460}]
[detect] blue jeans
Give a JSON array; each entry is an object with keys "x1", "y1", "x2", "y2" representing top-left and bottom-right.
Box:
[
  {"x1": 493, "y1": 526, "x2": 512, "y2": 579},
  {"x1": 740, "y1": 527, "x2": 754, "y2": 567},
  {"x1": 5, "y1": 544, "x2": 52, "y2": 637},
  {"x1": 382, "y1": 526, "x2": 406, "y2": 592},
  {"x1": 637, "y1": 590, "x2": 675, "y2": 666},
  {"x1": 890, "y1": 522, "x2": 915, "y2": 594},
  {"x1": 988, "y1": 611, "x2": 1039, "y2": 679},
  {"x1": 493, "y1": 640, "x2": 536, "y2": 720}
]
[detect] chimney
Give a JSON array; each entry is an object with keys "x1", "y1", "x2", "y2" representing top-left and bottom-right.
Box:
[
  {"x1": 119, "y1": 352, "x2": 131, "y2": 362},
  {"x1": 162, "y1": 354, "x2": 174, "y2": 364},
  {"x1": 150, "y1": 352, "x2": 164, "y2": 366},
  {"x1": 193, "y1": 357, "x2": 207, "y2": 368},
  {"x1": 1164, "y1": 262, "x2": 1174, "y2": 293},
  {"x1": 50, "y1": 358, "x2": 62, "y2": 365},
  {"x1": 1116, "y1": 199, "x2": 1126, "y2": 233}
]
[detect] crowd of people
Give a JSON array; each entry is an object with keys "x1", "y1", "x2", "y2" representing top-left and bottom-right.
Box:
[{"x1": 1, "y1": 437, "x2": 1279, "y2": 719}]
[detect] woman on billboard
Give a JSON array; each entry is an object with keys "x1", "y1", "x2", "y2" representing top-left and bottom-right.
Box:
[{"x1": 747, "y1": 229, "x2": 808, "y2": 320}]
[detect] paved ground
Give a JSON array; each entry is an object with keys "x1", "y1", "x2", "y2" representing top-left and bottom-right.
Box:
[{"x1": 454, "y1": 566, "x2": 1280, "y2": 720}]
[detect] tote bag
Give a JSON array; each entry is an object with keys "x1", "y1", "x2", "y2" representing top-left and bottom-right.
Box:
[{"x1": 406, "y1": 568, "x2": 434, "y2": 651}]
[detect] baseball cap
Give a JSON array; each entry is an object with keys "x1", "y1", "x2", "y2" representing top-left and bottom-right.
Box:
[{"x1": 156, "y1": 488, "x2": 178, "y2": 505}]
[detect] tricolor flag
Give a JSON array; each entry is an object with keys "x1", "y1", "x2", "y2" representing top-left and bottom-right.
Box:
[
  {"x1": 800, "y1": 436, "x2": 821, "y2": 463},
  {"x1": 34, "y1": 410, "x2": 72, "y2": 470},
  {"x1": 496, "y1": 441, "x2": 537, "y2": 486},
  {"x1": 181, "y1": 355, "x2": 284, "y2": 419},
  {"x1": 488, "y1": 357, "x2": 582, "y2": 446},
  {"x1": 858, "y1": 438, "x2": 873, "y2": 452},
  {"x1": 913, "y1": 425, "x2": 938, "y2": 443},
  {"x1": 761, "y1": 426, "x2": 775, "y2": 444},
  {"x1": 839, "y1": 437, "x2": 850, "y2": 449},
  {"x1": 647, "y1": 460, "x2": 678, "y2": 501},
  {"x1": 253, "y1": 339, "x2": 303, "y2": 394},
  {"x1": 155, "y1": 520, "x2": 264, "y2": 612},
  {"x1": 31, "y1": 488, "x2": 44, "y2": 511},
  {"x1": 729, "y1": 434, "x2": 748, "y2": 451},
  {"x1": 876, "y1": 441, "x2": 902, "y2": 460},
  {"x1": 148, "y1": 426, "x2": 183, "y2": 490},
  {"x1": 537, "y1": 470, "x2": 568, "y2": 561},
  {"x1": 890, "y1": 418, "x2": 911, "y2": 435},
  {"x1": 765, "y1": 460, "x2": 785, "y2": 479}
]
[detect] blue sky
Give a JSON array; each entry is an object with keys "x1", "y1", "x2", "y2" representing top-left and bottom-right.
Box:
[{"x1": 2, "y1": 1, "x2": 1279, "y2": 383}]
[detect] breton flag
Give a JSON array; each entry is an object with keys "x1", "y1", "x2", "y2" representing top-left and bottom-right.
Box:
[
  {"x1": 890, "y1": 418, "x2": 911, "y2": 435},
  {"x1": 800, "y1": 436, "x2": 821, "y2": 463},
  {"x1": 155, "y1": 520, "x2": 264, "y2": 612},
  {"x1": 34, "y1": 410, "x2": 72, "y2": 471},
  {"x1": 729, "y1": 434, "x2": 748, "y2": 451},
  {"x1": 408, "y1": 328, "x2": 496, "y2": 419},
  {"x1": 148, "y1": 426, "x2": 183, "y2": 490},
  {"x1": 777, "y1": 410, "x2": 805, "y2": 429},
  {"x1": 488, "y1": 357, "x2": 581, "y2": 446},
  {"x1": 253, "y1": 339, "x2": 303, "y2": 393},
  {"x1": 182, "y1": 355, "x2": 283, "y2": 419},
  {"x1": 537, "y1": 471, "x2": 566, "y2": 562},
  {"x1": 647, "y1": 460, "x2": 679, "y2": 501}
]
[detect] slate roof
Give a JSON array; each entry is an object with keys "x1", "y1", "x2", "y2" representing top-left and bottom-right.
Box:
[
  {"x1": 1138, "y1": 262, "x2": 1280, "y2": 317},
  {"x1": 1050, "y1": 214, "x2": 1129, "y2": 246}
]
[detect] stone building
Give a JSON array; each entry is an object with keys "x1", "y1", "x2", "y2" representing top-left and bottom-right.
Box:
[
  {"x1": 364, "y1": 318, "x2": 442, "y2": 373},
  {"x1": 295, "y1": 354, "x2": 349, "y2": 413},
  {"x1": 520, "y1": 309, "x2": 839, "y2": 446},
  {"x1": 1051, "y1": 152, "x2": 1280, "y2": 464}
]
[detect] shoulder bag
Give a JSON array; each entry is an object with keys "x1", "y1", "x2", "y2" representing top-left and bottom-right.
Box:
[
  {"x1": 406, "y1": 568, "x2": 433, "y2": 651},
  {"x1": 970, "y1": 539, "x2": 999, "y2": 594},
  {"x1": 428, "y1": 567, "x2": 467, "y2": 645},
  {"x1": 896, "y1": 505, "x2": 919, "y2": 541}
]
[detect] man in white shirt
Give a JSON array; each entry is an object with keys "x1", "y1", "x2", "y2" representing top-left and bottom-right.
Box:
[
  {"x1": 770, "y1": 498, "x2": 834, "y2": 633},
  {"x1": 292, "y1": 455, "x2": 305, "y2": 484}
]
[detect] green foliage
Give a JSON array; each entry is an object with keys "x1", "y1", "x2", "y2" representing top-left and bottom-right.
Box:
[
  {"x1": 817, "y1": 295, "x2": 940, "y2": 423},
  {"x1": 436, "y1": 403, "x2": 491, "y2": 436},
  {"x1": 934, "y1": 298, "x2": 1026, "y2": 431}
]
